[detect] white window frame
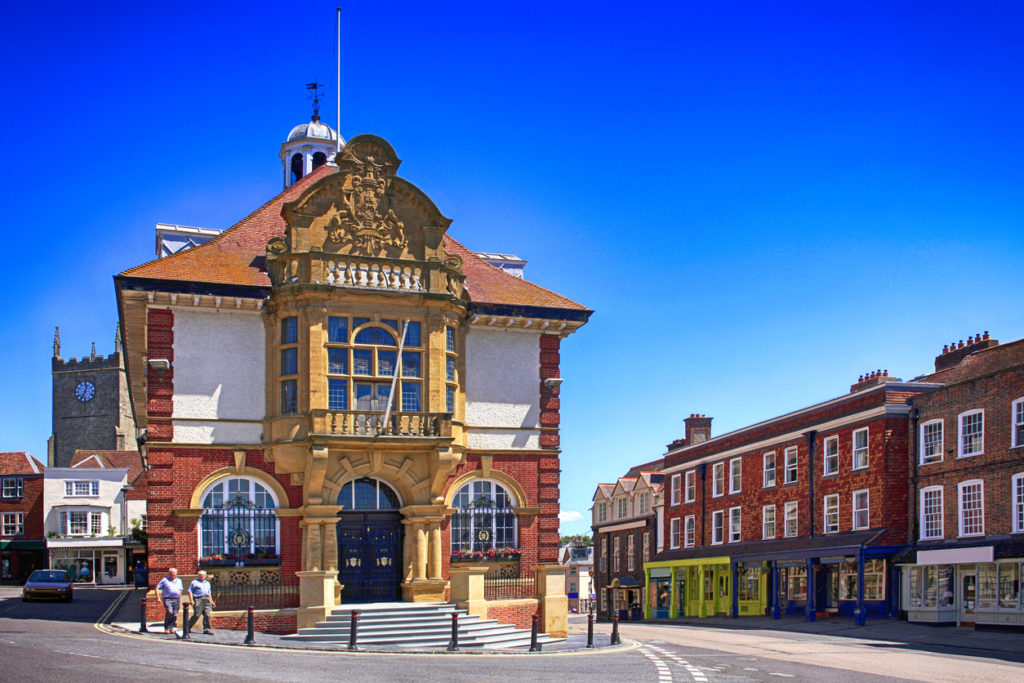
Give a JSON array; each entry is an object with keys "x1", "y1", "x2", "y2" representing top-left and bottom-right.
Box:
[
  {"x1": 670, "y1": 474, "x2": 681, "y2": 506},
  {"x1": 762, "y1": 504, "x2": 776, "y2": 539},
  {"x1": 65, "y1": 480, "x2": 100, "y2": 497},
  {"x1": 729, "y1": 457, "x2": 742, "y2": 494},
  {"x1": 958, "y1": 479, "x2": 984, "y2": 537},
  {"x1": 1, "y1": 512, "x2": 24, "y2": 536},
  {"x1": 728, "y1": 506, "x2": 741, "y2": 543},
  {"x1": 920, "y1": 419, "x2": 944, "y2": 464},
  {"x1": 670, "y1": 517, "x2": 681, "y2": 549},
  {"x1": 1012, "y1": 473, "x2": 1024, "y2": 534},
  {"x1": 684, "y1": 515, "x2": 695, "y2": 548},
  {"x1": 784, "y1": 501, "x2": 798, "y2": 538},
  {"x1": 784, "y1": 446, "x2": 798, "y2": 484},
  {"x1": 616, "y1": 497, "x2": 628, "y2": 519},
  {"x1": 612, "y1": 536, "x2": 621, "y2": 572},
  {"x1": 823, "y1": 493, "x2": 839, "y2": 534},
  {"x1": 958, "y1": 409, "x2": 985, "y2": 457},
  {"x1": 920, "y1": 486, "x2": 944, "y2": 540},
  {"x1": 597, "y1": 502, "x2": 607, "y2": 523},
  {"x1": 1, "y1": 477, "x2": 24, "y2": 499},
  {"x1": 711, "y1": 509, "x2": 724, "y2": 545},
  {"x1": 684, "y1": 470, "x2": 696, "y2": 503},
  {"x1": 852, "y1": 488, "x2": 870, "y2": 530},
  {"x1": 627, "y1": 534, "x2": 635, "y2": 572},
  {"x1": 712, "y1": 462, "x2": 725, "y2": 497},
  {"x1": 638, "y1": 491, "x2": 650, "y2": 516},
  {"x1": 1011, "y1": 398, "x2": 1024, "y2": 448},
  {"x1": 763, "y1": 451, "x2": 776, "y2": 488},
  {"x1": 852, "y1": 427, "x2": 869, "y2": 470},
  {"x1": 823, "y1": 435, "x2": 839, "y2": 476}
]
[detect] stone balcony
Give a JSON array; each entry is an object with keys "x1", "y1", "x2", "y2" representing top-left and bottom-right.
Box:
[
  {"x1": 270, "y1": 252, "x2": 465, "y2": 300},
  {"x1": 308, "y1": 409, "x2": 452, "y2": 439}
]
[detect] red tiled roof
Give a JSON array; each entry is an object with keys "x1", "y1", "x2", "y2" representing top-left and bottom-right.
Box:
[
  {"x1": 71, "y1": 450, "x2": 145, "y2": 483},
  {"x1": 119, "y1": 165, "x2": 589, "y2": 314},
  {"x1": 0, "y1": 452, "x2": 43, "y2": 475}
]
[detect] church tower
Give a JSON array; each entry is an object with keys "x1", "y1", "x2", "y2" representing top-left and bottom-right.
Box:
[
  {"x1": 280, "y1": 84, "x2": 343, "y2": 188},
  {"x1": 49, "y1": 327, "x2": 137, "y2": 467}
]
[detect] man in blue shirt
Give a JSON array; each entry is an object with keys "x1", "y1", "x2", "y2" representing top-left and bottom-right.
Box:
[
  {"x1": 155, "y1": 567, "x2": 183, "y2": 634},
  {"x1": 187, "y1": 570, "x2": 217, "y2": 635}
]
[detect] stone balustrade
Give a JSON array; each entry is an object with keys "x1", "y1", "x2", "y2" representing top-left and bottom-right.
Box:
[
  {"x1": 309, "y1": 409, "x2": 451, "y2": 438},
  {"x1": 325, "y1": 258, "x2": 424, "y2": 292}
]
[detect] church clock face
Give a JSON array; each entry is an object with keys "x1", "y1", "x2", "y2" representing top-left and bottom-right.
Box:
[{"x1": 74, "y1": 381, "x2": 95, "y2": 402}]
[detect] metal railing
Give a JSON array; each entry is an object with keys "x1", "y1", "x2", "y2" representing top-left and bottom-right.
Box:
[
  {"x1": 483, "y1": 568, "x2": 535, "y2": 601},
  {"x1": 210, "y1": 582, "x2": 300, "y2": 611}
]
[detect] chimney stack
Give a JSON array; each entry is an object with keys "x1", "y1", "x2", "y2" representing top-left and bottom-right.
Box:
[{"x1": 934, "y1": 331, "x2": 998, "y2": 372}]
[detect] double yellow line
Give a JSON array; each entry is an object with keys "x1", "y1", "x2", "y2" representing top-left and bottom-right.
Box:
[{"x1": 96, "y1": 587, "x2": 134, "y2": 629}]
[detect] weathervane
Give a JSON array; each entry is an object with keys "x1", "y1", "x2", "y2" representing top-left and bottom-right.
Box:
[{"x1": 307, "y1": 81, "x2": 324, "y2": 121}]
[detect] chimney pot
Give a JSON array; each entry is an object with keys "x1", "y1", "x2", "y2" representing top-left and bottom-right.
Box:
[
  {"x1": 984, "y1": 331, "x2": 990, "y2": 339},
  {"x1": 942, "y1": 345, "x2": 948, "y2": 353}
]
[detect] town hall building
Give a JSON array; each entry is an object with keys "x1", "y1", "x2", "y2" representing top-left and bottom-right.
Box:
[{"x1": 115, "y1": 117, "x2": 590, "y2": 631}]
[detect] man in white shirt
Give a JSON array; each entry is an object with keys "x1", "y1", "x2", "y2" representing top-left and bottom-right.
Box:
[
  {"x1": 155, "y1": 567, "x2": 183, "y2": 634},
  {"x1": 187, "y1": 570, "x2": 217, "y2": 635}
]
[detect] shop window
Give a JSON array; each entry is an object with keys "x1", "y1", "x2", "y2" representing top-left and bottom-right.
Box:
[
  {"x1": 738, "y1": 567, "x2": 760, "y2": 601},
  {"x1": 920, "y1": 420, "x2": 943, "y2": 464},
  {"x1": 999, "y1": 563, "x2": 1020, "y2": 610},
  {"x1": 852, "y1": 428, "x2": 869, "y2": 470},
  {"x1": 763, "y1": 451, "x2": 776, "y2": 487},
  {"x1": 199, "y1": 477, "x2": 279, "y2": 562},
  {"x1": 978, "y1": 563, "x2": 998, "y2": 609},
  {"x1": 787, "y1": 566, "x2": 807, "y2": 600},
  {"x1": 450, "y1": 480, "x2": 517, "y2": 555},
  {"x1": 839, "y1": 559, "x2": 885, "y2": 601},
  {"x1": 909, "y1": 566, "x2": 922, "y2": 608},
  {"x1": 823, "y1": 436, "x2": 839, "y2": 475}
]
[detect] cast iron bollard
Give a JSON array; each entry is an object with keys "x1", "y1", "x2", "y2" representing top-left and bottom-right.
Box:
[
  {"x1": 586, "y1": 612, "x2": 594, "y2": 648},
  {"x1": 181, "y1": 603, "x2": 192, "y2": 640},
  {"x1": 244, "y1": 606, "x2": 256, "y2": 645},
  {"x1": 348, "y1": 610, "x2": 359, "y2": 651},
  {"x1": 139, "y1": 597, "x2": 148, "y2": 633},
  {"x1": 529, "y1": 613, "x2": 542, "y2": 652},
  {"x1": 610, "y1": 613, "x2": 621, "y2": 645},
  {"x1": 447, "y1": 612, "x2": 459, "y2": 651}
]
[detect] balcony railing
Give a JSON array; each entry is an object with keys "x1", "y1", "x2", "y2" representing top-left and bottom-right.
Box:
[{"x1": 309, "y1": 410, "x2": 451, "y2": 438}]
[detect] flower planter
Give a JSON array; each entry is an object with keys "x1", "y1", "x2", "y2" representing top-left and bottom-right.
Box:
[
  {"x1": 199, "y1": 559, "x2": 235, "y2": 567},
  {"x1": 248, "y1": 559, "x2": 280, "y2": 566}
]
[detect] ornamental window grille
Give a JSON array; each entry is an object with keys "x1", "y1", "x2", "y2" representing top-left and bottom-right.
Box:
[
  {"x1": 449, "y1": 480, "x2": 517, "y2": 554},
  {"x1": 199, "y1": 478, "x2": 279, "y2": 559}
]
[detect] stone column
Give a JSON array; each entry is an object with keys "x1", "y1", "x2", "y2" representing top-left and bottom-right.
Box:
[
  {"x1": 428, "y1": 522, "x2": 442, "y2": 580},
  {"x1": 306, "y1": 520, "x2": 322, "y2": 572},
  {"x1": 449, "y1": 566, "x2": 488, "y2": 618},
  {"x1": 534, "y1": 564, "x2": 568, "y2": 638},
  {"x1": 414, "y1": 523, "x2": 427, "y2": 580}
]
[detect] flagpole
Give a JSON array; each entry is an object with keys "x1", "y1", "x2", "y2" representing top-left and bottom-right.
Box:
[{"x1": 336, "y1": 7, "x2": 342, "y2": 153}]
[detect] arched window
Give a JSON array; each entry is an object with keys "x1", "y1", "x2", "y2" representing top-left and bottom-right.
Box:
[
  {"x1": 291, "y1": 153, "x2": 304, "y2": 183},
  {"x1": 450, "y1": 480, "x2": 517, "y2": 558},
  {"x1": 199, "y1": 478, "x2": 279, "y2": 562},
  {"x1": 312, "y1": 151, "x2": 327, "y2": 169},
  {"x1": 338, "y1": 477, "x2": 401, "y2": 510}
]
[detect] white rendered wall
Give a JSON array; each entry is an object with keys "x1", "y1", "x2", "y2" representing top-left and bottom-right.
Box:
[
  {"x1": 464, "y1": 327, "x2": 540, "y2": 450},
  {"x1": 43, "y1": 468, "x2": 128, "y2": 535},
  {"x1": 172, "y1": 308, "x2": 265, "y2": 444}
]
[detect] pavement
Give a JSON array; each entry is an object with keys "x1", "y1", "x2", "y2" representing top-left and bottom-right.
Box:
[{"x1": 108, "y1": 587, "x2": 631, "y2": 654}]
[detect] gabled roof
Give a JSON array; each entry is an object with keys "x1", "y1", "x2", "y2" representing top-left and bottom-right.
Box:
[
  {"x1": 593, "y1": 483, "x2": 614, "y2": 501},
  {"x1": 0, "y1": 452, "x2": 42, "y2": 475},
  {"x1": 118, "y1": 162, "x2": 589, "y2": 316},
  {"x1": 70, "y1": 450, "x2": 144, "y2": 483}
]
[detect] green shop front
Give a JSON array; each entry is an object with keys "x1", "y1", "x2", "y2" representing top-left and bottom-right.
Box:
[{"x1": 645, "y1": 550, "x2": 768, "y2": 619}]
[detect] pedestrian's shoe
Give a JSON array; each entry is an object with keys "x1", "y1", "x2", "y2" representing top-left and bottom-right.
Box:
[
  {"x1": 164, "y1": 628, "x2": 171, "y2": 634},
  {"x1": 204, "y1": 630, "x2": 214, "y2": 635}
]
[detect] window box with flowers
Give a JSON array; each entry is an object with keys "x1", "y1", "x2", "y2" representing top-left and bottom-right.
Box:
[
  {"x1": 450, "y1": 547, "x2": 520, "y2": 564},
  {"x1": 198, "y1": 554, "x2": 238, "y2": 567},
  {"x1": 245, "y1": 552, "x2": 280, "y2": 566}
]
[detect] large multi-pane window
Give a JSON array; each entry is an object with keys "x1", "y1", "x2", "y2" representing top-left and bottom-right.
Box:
[
  {"x1": 1013, "y1": 398, "x2": 1024, "y2": 448},
  {"x1": 852, "y1": 489, "x2": 870, "y2": 530},
  {"x1": 920, "y1": 486, "x2": 944, "y2": 539},
  {"x1": 2, "y1": 512, "x2": 24, "y2": 536},
  {"x1": 920, "y1": 420, "x2": 944, "y2": 464},
  {"x1": 763, "y1": 451, "x2": 776, "y2": 487},
  {"x1": 684, "y1": 470, "x2": 696, "y2": 502},
  {"x1": 1014, "y1": 474, "x2": 1024, "y2": 534},
  {"x1": 958, "y1": 410, "x2": 984, "y2": 457},
  {"x1": 958, "y1": 480, "x2": 984, "y2": 537},
  {"x1": 684, "y1": 515, "x2": 695, "y2": 547},
  {"x1": 450, "y1": 480, "x2": 517, "y2": 553},
  {"x1": 597, "y1": 502, "x2": 607, "y2": 523},
  {"x1": 638, "y1": 492, "x2": 651, "y2": 515},
  {"x1": 445, "y1": 325, "x2": 458, "y2": 416},
  {"x1": 1, "y1": 477, "x2": 23, "y2": 499},
  {"x1": 670, "y1": 517, "x2": 681, "y2": 549},
  {"x1": 670, "y1": 474, "x2": 681, "y2": 506},
  {"x1": 823, "y1": 436, "x2": 839, "y2": 475},
  {"x1": 762, "y1": 505, "x2": 776, "y2": 539},
  {"x1": 616, "y1": 497, "x2": 628, "y2": 518},
  {"x1": 728, "y1": 506, "x2": 741, "y2": 543},
  {"x1": 729, "y1": 458, "x2": 742, "y2": 494},
  {"x1": 823, "y1": 494, "x2": 839, "y2": 534},
  {"x1": 784, "y1": 447, "x2": 798, "y2": 484},
  {"x1": 784, "y1": 501, "x2": 798, "y2": 537},
  {"x1": 324, "y1": 318, "x2": 424, "y2": 413},
  {"x1": 852, "y1": 428, "x2": 869, "y2": 470},
  {"x1": 712, "y1": 462, "x2": 724, "y2": 497},
  {"x1": 199, "y1": 477, "x2": 279, "y2": 559},
  {"x1": 59, "y1": 510, "x2": 102, "y2": 536},
  {"x1": 712, "y1": 510, "x2": 724, "y2": 544},
  {"x1": 280, "y1": 316, "x2": 298, "y2": 414},
  {"x1": 65, "y1": 480, "x2": 99, "y2": 497}
]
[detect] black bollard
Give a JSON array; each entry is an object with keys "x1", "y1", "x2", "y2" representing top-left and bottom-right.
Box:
[
  {"x1": 181, "y1": 603, "x2": 191, "y2": 640},
  {"x1": 529, "y1": 613, "x2": 542, "y2": 652},
  {"x1": 610, "y1": 612, "x2": 621, "y2": 645},
  {"x1": 348, "y1": 610, "x2": 359, "y2": 651},
  {"x1": 447, "y1": 612, "x2": 459, "y2": 651},
  {"x1": 139, "y1": 597, "x2": 149, "y2": 633},
  {"x1": 244, "y1": 606, "x2": 255, "y2": 645},
  {"x1": 586, "y1": 612, "x2": 594, "y2": 648}
]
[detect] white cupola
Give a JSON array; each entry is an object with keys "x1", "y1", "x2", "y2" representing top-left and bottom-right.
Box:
[{"x1": 280, "y1": 113, "x2": 343, "y2": 188}]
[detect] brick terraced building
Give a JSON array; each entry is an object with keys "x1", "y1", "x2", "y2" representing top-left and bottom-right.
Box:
[
  {"x1": 115, "y1": 125, "x2": 589, "y2": 632},
  {"x1": 0, "y1": 452, "x2": 46, "y2": 583}
]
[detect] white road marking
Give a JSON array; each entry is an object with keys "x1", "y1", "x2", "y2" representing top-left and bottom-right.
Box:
[
  {"x1": 640, "y1": 646, "x2": 674, "y2": 682},
  {"x1": 768, "y1": 674, "x2": 795, "y2": 678},
  {"x1": 645, "y1": 643, "x2": 706, "y2": 682}
]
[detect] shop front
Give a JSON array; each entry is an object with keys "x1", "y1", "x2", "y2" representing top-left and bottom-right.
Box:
[
  {"x1": 607, "y1": 576, "x2": 644, "y2": 620},
  {"x1": 47, "y1": 538, "x2": 127, "y2": 585},
  {"x1": 644, "y1": 555, "x2": 732, "y2": 619},
  {"x1": 902, "y1": 544, "x2": 1024, "y2": 626},
  {"x1": 0, "y1": 540, "x2": 47, "y2": 584}
]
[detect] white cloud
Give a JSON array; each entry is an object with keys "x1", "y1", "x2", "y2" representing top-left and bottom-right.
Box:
[{"x1": 559, "y1": 510, "x2": 584, "y2": 523}]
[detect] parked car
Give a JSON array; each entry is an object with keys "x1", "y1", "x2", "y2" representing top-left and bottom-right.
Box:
[{"x1": 23, "y1": 570, "x2": 73, "y2": 602}]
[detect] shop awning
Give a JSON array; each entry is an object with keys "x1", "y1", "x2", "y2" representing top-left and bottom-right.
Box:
[
  {"x1": 651, "y1": 529, "x2": 889, "y2": 565},
  {"x1": 0, "y1": 540, "x2": 46, "y2": 550}
]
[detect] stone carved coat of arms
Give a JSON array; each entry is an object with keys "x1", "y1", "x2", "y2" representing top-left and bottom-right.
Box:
[{"x1": 326, "y1": 155, "x2": 407, "y2": 256}]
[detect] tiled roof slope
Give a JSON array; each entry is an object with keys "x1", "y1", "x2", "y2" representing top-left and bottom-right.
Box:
[
  {"x1": 71, "y1": 450, "x2": 145, "y2": 482},
  {"x1": 119, "y1": 165, "x2": 589, "y2": 314},
  {"x1": 0, "y1": 452, "x2": 43, "y2": 475}
]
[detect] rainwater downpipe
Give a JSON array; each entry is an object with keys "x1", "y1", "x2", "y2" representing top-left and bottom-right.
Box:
[
  {"x1": 805, "y1": 430, "x2": 817, "y2": 537},
  {"x1": 699, "y1": 464, "x2": 707, "y2": 547}
]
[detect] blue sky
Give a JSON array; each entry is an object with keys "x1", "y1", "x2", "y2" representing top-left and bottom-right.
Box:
[{"x1": 2, "y1": 2, "x2": 1022, "y2": 535}]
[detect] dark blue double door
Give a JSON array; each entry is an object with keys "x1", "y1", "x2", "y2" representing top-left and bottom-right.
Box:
[{"x1": 337, "y1": 512, "x2": 403, "y2": 603}]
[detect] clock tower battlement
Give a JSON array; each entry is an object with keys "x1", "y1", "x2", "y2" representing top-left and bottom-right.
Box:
[{"x1": 50, "y1": 326, "x2": 137, "y2": 467}]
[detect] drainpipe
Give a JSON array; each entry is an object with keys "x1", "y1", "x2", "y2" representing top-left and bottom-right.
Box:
[
  {"x1": 698, "y1": 464, "x2": 707, "y2": 547},
  {"x1": 909, "y1": 403, "x2": 920, "y2": 545},
  {"x1": 804, "y1": 431, "x2": 817, "y2": 538}
]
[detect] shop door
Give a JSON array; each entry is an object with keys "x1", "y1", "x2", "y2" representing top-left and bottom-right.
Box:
[
  {"x1": 817, "y1": 566, "x2": 839, "y2": 611},
  {"x1": 337, "y1": 512, "x2": 403, "y2": 603},
  {"x1": 715, "y1": 565, "x2": 730, "y2": 614},
  {"x1": 960, "y1": 571, "x2": 976, "y2": 624},
  {"x1": 100, "y1": 552, "x2": 120, "y2": 585}
]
